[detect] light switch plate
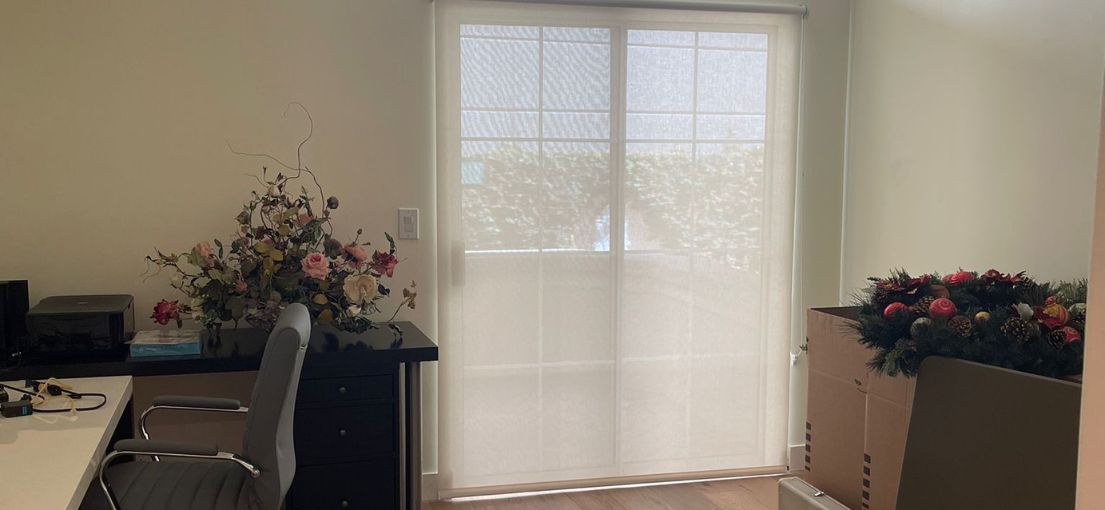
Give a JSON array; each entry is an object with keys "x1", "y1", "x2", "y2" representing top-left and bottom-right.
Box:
[{"x1": 398, "y1": 208, "x2": 419, "y2": 240}]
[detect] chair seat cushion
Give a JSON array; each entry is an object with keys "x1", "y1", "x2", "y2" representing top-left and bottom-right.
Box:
[{"x1": 103, "y1": 460, "x2": 256, "y2": 510}]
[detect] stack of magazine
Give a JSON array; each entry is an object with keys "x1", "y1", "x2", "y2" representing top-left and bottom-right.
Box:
[{"x1": 129, "y1": 329, "x2": 202, "y2": 358}]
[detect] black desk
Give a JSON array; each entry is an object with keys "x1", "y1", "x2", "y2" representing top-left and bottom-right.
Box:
[{"x1": 4, "y1": 321, "x2": 437, "y2": 510}]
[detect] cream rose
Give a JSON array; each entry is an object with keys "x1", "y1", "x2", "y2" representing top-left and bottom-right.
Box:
[{"x1": 343, "y1": 274, "x2": 378, "y2": 304}]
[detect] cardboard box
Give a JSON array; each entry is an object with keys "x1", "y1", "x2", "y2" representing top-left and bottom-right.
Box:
[
  {"x1": 804, "y1": 307, "x2": 916, "y2": 510},
  {"x1": 862, "y1": 373, "x2": 915, "y2": 510},
  {"x1": 804, "y1": 307, "x2": 870, "y2": 510}
]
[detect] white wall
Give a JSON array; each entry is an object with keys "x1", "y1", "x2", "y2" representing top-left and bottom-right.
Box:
[
  {"x1": 842, "y1": 0, "x2": 1105, "y2": 297},
  {"x1": 789, "y1": 0, "x2": 853, "y2": 448},
  {"x1": 0, "y1": 0, "x2": 439, "y2": 470}
]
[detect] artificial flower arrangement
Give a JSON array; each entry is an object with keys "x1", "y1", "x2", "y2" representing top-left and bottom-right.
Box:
[
  {"x1": 146, "y1": 167, "x2": 415, "y2": 334},
  {"x1": 853, "y1": 269, "x2": 1085, "y2": 378}
]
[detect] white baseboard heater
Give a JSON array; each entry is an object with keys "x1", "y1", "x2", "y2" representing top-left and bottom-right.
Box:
[{"x1": 779, "y1": 478, "x2": 852, "y2": 510}]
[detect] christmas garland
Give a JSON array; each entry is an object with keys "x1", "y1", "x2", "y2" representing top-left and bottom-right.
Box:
[{"x1": 853, "y1": 269, "x2": 1086, "y2": 378}]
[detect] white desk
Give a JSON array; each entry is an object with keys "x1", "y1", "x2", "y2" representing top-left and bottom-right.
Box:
[{"x1": 0, "y1": 376, "x2": 133, "y2": 510}]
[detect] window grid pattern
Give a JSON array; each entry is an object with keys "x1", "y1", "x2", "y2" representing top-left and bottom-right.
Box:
[{"x1": 441, "y1": 5, "x2": 799, "y2": 492}]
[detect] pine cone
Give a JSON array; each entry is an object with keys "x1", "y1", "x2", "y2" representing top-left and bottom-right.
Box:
[
  {"x1": 947, "y1": 315, "x2": 973, "y2": 338},
  {"x1": 1001, "y1": 317, "x2": 1034, "y2": 343},
  {"x1": 1047, "y1": 329, "x2": 1067, "y2": 349},
  {"x1": 911, "y1": 296, "x2": 936, "y2": 316}
]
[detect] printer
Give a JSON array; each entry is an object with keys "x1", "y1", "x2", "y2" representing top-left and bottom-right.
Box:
[{"x1": 26, "y1": 295, "x2": 134, "y2": 360}]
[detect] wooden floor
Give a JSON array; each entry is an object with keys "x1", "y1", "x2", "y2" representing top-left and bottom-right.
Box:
[{"x1": 427, "y1": 476, "x2": 784, "y2": 510}]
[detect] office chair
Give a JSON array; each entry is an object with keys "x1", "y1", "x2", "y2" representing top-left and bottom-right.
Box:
[{"x1": 95, "y1": 303, "x2": 311, "y2": 510}]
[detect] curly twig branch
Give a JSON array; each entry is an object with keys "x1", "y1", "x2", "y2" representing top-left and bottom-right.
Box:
[
  {"x1": 225, "y1": 140, "x2": 297, "y2": 171},
  {"x1": 227, "y1": 103, "x2": 327, "y2": 204},
  {"x1": 286, "y1": 101, "x2": 313, "y2": 172}
]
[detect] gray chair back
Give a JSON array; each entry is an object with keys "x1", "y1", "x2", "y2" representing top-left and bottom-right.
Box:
[{"x1": 242, "y1": 303, "x2": 311, "y2": 508}]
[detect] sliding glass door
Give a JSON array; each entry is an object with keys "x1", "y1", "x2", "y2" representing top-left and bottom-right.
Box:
[{"x1": 437, "y1": 0, "x2": 800, "y2": 494}]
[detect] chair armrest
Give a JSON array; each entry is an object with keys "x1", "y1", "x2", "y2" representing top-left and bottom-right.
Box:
[
  {"x1": 152, "y1": 395, "x2": 241, "y2": 410},
  {"x1": 106, "y1": 439, "x2": 259, "y2": 477},
  {"x1": 139, "y1": 395, "x2": 248, "y2": 443},
  {"x1": 99, "y1": 440, "x2": 261, "y2": 510},
  {"x1": 114, "y1": 439, "x2": 218, "y2": 457}
]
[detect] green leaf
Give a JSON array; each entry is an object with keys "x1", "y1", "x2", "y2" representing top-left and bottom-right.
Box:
[{"x1": 385, "y1": 232, "x2": 396, "y2": 254}]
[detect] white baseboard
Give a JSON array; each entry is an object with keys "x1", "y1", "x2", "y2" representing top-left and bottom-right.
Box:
[
  {"x1": 788, "y1": 444, "x2": 805, "y2": 473},
  {"x1": 423, "y1": 451, "x2": 804, "y2": 502},
  {"x1": 423, "y1": 472, "x2": 439, "y2": 501}
]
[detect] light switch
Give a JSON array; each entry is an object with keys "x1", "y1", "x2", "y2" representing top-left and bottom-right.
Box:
[{"x1": 398, "y1": 208, "x2": 419, "y2": 240}]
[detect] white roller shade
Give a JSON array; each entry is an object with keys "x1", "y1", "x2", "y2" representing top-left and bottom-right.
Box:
[{"x1": 436, "y1": 0, "x2": 801, "y2": 496}]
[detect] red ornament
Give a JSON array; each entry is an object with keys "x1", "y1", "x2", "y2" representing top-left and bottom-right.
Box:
[
  {"x1": 883, "y1": 302, "x2": 909, "y2": 319},
  {"x1": 928, "y1": 298, "x2": 957, "y2": 319},
  {"x1": 943, "y1": 271, "x2": 975, "y2": 286},
  {"x1": 1034, "y1": 303, "x2": 1070, "y2": 330},
  {"x1": 1060, "y1": 326, "x2": 1081, "y2": 344}
]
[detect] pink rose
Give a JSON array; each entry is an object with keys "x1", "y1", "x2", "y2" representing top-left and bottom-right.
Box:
[
  {"x1": 151, "y1": 299, "x2": 182, "y2": 326},
  {"x1": 195, "y1": 241, "x2": 214, "y2": 266},
  {"x1": 234, "y1": 279, "x2": 248, "y2": 294},
  {"x1": 928, "y1": 298, "x2": 957, "y2": 319},
  {"x1": 943, "y1": 271, "x2": 974, "y2": 286},
  {"x1": 296, "y1": 213, "x2": 313, "y2": 226},
  {"x1": 301, "y1": 252, "x2": 331, "y2": 280},
  {"x1": 344, "y1": 245, "x2": 369, "y2": 267},
  {"x1": 371, "y1": 250, "x2": 399, "y2": 277}
]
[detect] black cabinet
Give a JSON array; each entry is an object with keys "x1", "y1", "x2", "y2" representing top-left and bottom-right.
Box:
[
  {"x1": 291, "y1": 459, "x2": 397, "y2": 509},
  {"x1": 289, "y1": 363, "x2": 401, "y2": 509}
]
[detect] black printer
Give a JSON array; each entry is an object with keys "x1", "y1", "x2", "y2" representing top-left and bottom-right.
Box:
[{"x1": 26, "y1": 295, "x2": 134, "y2": 360}]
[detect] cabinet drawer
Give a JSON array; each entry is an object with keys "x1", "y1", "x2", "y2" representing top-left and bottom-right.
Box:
[
  {"x1": 297, "y1": 373, "x2": 394, "y2": 405},
  {"x1": 290, "y1": 460, "x2": 396, "y2": 510},
  {"x1": 294, "y1": 403, "x2": 396, "y2": 463}
]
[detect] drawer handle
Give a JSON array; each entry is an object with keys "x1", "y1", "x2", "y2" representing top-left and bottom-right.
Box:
[
  {"x1": 338, "y1": 386, "x2": 348, "y2": 395},
  {"x1": 340, "y1": 500, "x2": 350, "y2": 508},
  {"x1": 339, "y1": 429, "x2": 348, "y2": 437}
]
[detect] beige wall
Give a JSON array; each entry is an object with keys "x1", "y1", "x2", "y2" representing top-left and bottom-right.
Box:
[
  {"x1": 0, "y1": 0, "x2": 438, "y2": 469},
  {"x1": 789, "y1": 0, "x2": 853, "y2": 448},
  {"x1": 1077, "y1": 82, "x2": 1105, "y2": 510},
  {"x1": 842, "y1": 0, "x2": 1105, "y2": 296}
]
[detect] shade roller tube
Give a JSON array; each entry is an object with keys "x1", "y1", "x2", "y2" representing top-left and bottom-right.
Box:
[{"x1": 476, "y1": 0, "x2": 806, "y2": 16}]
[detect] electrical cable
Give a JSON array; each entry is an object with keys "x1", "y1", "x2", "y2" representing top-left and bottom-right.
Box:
[{"x1": 0, "y1": 380, "x2": 108, "y2": 413}]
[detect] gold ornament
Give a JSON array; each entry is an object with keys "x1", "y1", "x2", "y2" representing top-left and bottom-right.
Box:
[{"x1": 974, "y1": 311, "x2": 991, "y2": 323}]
